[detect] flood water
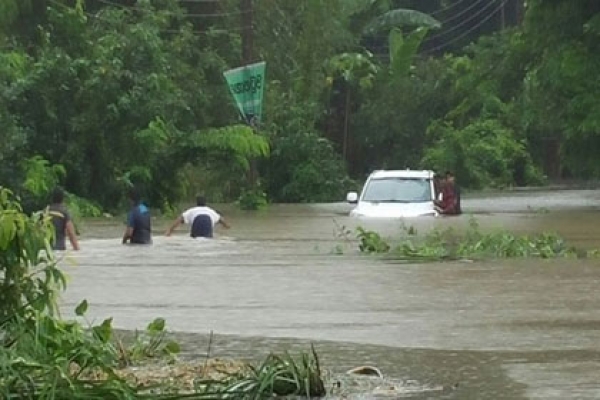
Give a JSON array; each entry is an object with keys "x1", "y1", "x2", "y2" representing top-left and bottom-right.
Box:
[{"x1": 58, "y1": 189, "x2": 600, "y2": 399}]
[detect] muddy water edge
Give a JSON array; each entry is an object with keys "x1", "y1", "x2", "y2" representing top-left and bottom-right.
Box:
[{"x1": 58, "y1": 189, "x2": 600, "y2": 399}]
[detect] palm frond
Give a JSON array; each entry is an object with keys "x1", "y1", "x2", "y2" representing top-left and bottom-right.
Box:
[{"x1": 364, "y1": 9, "x2": 441, "y2": 35}]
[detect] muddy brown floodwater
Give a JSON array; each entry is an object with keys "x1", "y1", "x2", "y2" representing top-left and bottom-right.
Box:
[{"x1": 58, "y1": 189, "x2": 600, "y2": 399}]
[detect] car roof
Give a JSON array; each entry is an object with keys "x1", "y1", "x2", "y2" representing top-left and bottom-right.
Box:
[{"x1": 369, "y1": 169, "x2": 434, "y2": 179}]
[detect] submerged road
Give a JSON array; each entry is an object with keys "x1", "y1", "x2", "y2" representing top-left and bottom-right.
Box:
[{"x1": 58, "y1": 189, "x2": 600, "y2": 399}]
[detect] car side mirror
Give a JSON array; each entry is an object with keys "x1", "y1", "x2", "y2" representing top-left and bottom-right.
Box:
[{"x1": 346, "y1": 192, "x2": 358, "y2": 204}]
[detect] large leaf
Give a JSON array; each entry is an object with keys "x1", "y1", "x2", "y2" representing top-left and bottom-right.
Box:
[
  {"x1": 363, "y1": 9, "x2": 441, "y2": 35},
  {"x1": 347, "y1": 0, "x2": 393, "y2": 35},
  {"x1": 389, "y1": 27, "x2": 430, "y2": 78},
  {"x1": 326, "y1": 52, "x2": 378, "y2": 87}
]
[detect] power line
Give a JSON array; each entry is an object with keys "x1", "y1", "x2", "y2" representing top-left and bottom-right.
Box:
[
  {"x1": 358, "y1": 0, "x2": 493, "y2": 42},
  {"x1": 423, "y1": 0, "x2": 508, "y2": 54},
  {"x1": 424, "y1": 0, "x2": 501, "y2": 43},
  {"x1": 429, "y1": 0, "x2": 491, "y2": 35},
  {"x1": 430, "y1": 0, "x2": 471, "y2": 16}
]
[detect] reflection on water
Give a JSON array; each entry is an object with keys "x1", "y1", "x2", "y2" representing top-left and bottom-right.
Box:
[{"x1": 58, "y1": 190, "x2": 600, "y2": 399}]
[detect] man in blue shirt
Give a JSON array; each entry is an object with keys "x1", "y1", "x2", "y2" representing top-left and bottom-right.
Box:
[{"x1": 122, "y1": 188, "x2": 152, "y2": 245}]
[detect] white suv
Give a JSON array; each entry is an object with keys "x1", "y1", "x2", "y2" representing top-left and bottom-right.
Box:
[{"x1": 346, "y1": 169, "x2": 438, "y2": 218}]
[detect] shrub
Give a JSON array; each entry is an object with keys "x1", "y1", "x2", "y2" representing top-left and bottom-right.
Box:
[
  {"x1": 0, "y1": 187, "x2": 64, "y2": 323},
  {"x1": 422, "y1": 119, "x2": 544, "y2": 188}
]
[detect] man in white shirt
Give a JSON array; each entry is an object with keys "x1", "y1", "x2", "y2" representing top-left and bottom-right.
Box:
[{"x1": 165, "y1": 196, "x2": 230, "y2": 238}]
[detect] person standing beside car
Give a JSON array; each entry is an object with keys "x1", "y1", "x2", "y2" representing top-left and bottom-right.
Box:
[
  {"x1": 446, "y1": 171, "x2": 462, "y2": 215},
  {"x1": 435, "y1": 171, "x2": 461, "y2": 215}
]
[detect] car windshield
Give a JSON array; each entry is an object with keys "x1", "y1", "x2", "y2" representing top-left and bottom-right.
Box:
[{"x1": 362, "y1": 177, "x2": 432, "y2": 203}]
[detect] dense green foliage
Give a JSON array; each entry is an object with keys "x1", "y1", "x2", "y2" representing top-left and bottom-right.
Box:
[
  {"x1": 0, "y1": 188, "x2": 62, "y2": 322},
  {"x1": 1, "y1": 0, "x2": 599, "y2": 210}
]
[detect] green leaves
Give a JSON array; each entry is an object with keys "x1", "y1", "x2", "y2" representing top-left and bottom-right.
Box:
[
  {"x1": 75, "y1": 300, "x2": 88, "y2": 316},
  {"x1": 363, "y1": 9, "x2": 441, "y2": 35},
  {"x1": 202, "y1": 348, "x2": 325, "y2": 398},
  {"x1": 146, "y1": 317, "x2": 166, "y2": 334},
  {"x1": 21, "y1": 156, "x2": 66, "y2": 200},
  {"x1": 92, "y1": 318, "x2": 113, "y2": 344},
  {"x1": 123, "y1": 317, "x2": 180, "y2": 365},
  {"x1": 0, "y1": 187, "x2": 64, "y2": 322},
  {"x1": 356, "y1": 217, "x2": 587, "y2": 262},
  {"x1": 191, "y1": 124, "x2": 270, "y2": 171},
  {"x1": 356, "y1": 226, "x2": 390, "y2": 253},
  {"x1": 423, "y1": 119, "x2": 542, "y2": 189},
  {"x1": 389, "y1": 27, "x2": 429, "y2": 78},
  {"x1": 326, "y1": 52, "x2": 378, "y2": 88}
]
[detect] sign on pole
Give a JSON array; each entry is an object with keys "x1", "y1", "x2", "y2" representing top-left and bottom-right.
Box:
[{"x1": 223, "y1": 61, "x2": 266, "y2": 127}]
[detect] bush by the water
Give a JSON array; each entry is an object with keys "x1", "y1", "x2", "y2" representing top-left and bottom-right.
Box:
[{"x1": 356, "y1": 217, "x2": 589, "y2": 261}]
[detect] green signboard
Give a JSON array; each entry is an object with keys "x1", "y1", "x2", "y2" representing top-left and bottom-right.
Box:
[{"x1": 223, "y1": 61, "x2": 266, "y2": 127}]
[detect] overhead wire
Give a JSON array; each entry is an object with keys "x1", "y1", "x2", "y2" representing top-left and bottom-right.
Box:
[
  {"x1": 365, "y1": 0, "x2": 509, "y2": 57},
  {"x1": 372, "y1": 0, "x2": 508, "y2": 54},
  {"x1": 355, "y1": 0, "x2": 498, "y2": 44},
  {"x1": 430, "y1": 0, "x2": 471, "y2": 16},
  {"x1": 424, "y1": 0, "x2": 501, "y2": 43},
  {"x1": 423, "y1": 0, "x2": 508, "y2": 54},
  {"x1": 431, "y1": 0, "x2": 489, "y2": 26}
]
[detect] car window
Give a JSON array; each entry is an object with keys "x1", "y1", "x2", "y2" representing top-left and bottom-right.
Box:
[{"x1": 362, "y1": 178, "x2": 432, "y2": 202}]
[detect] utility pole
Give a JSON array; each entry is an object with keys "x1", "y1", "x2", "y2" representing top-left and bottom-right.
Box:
[
  {"x1": 240, "y1": 0, "x2": 259, "y2": 187},
  {"x1": 241, "y1": 0, "x2": 254, "y2": 65},
  {"x1": 516, "y1": 0, "x2": 525, "y2": 25}
]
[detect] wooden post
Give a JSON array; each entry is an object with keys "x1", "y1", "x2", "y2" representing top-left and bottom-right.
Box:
[{"x1": 241, "y1": 0, "x2": 259, "y2": 187}]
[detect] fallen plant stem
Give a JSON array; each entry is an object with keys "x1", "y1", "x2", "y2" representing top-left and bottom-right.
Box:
[{"x1": 203, "y1": 330, "x2": 213, "y2": 378}]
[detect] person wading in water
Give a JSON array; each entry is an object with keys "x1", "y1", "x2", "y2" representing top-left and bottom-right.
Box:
[
  {"x1": 47, "y1": 187, "x2": 80, "y2": 251},
  {"x1": 165, "y1": 196, "x2": 230, "y2": 238},
  {"x1": 122, "y1": 187, "x2": 152, "y2": 245}
]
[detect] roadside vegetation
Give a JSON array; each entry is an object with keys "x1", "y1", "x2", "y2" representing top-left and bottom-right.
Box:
[
  {"x1": 0, "y1": 187, "x2": 325, "y2": 399},
  {"x1": 350, "y1": 217, "x2": 598, "y2": 261}
]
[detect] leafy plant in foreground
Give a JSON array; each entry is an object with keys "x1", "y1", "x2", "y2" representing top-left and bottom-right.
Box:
[
  {"x1": 0, "y1": 187, "x2": 64, "y2": 323},
  {"x1": 195, "y1": 346, "x2": 325, "y2": 399},
  {"x1": 356, "y1": 226, "x2": 390, "y2": 253},
  {"x1": 119, "y1": 318, "x2": 181, "y2": 366}
]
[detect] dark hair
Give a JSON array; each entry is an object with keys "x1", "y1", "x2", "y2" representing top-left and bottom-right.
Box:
[
  {"x1": 51, "y1": 187, "x2": 64, "y2": 204},
  {"x1": 445, "y1": 170, "x2": 454, "y2": 178},
  {"x1": 196, "y1": 195, "x2": 206, "y2": 207},
  {"x1": 128, "y1": 187, "x2": 141, "y2": 205}
]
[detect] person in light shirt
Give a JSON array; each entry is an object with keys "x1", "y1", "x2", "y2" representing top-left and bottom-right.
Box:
[{"x1": 165, "y1": 195, "x2": 230, "y2": 238}]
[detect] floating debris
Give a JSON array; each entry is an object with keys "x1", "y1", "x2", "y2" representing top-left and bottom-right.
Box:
[{"x1": 346, "y1": 365, "x2": 384, "y2": 379}]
